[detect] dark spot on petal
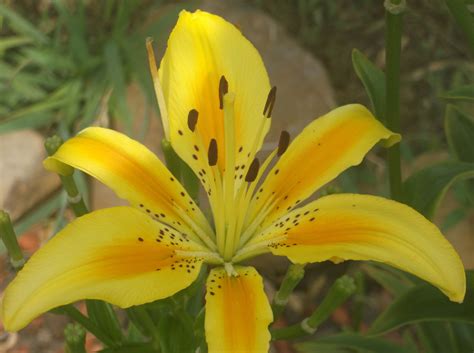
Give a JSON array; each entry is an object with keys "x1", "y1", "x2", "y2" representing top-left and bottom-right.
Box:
[{"x1": 187, "y1": 109, "x2": 198, "y2": 132}]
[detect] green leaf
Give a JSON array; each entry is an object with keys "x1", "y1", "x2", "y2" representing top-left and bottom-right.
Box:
[
  {"x1": 296, "y1": 333, "x2": 417, "y2": 353},
  {"x1": 368, "y1": 271, "x2": 474, "y2": 336},
  {"x1": 362, "y1": 263, "x2": 415, "y2": 297},
  {"x1": 416, "y1": 321, "x2": 474, "y2": 353},
  {"x1": 52, "y1": 0, "x2": 89, "y2": 64},
  {"x1": 402, "y1": 161, "x2": 474, "y2": 219},
  {"x1": 441, "y1": 84, "x2": 474, "y2": 103},
  {"x1": 0, "y1": 112, "x2": 55, "y2": 134},
  {"x1": 86, "y1": 300, "x2": 123, "y2": 345},
  {"x1": 157, "y1": 312, "x2": 196, "y2": 353},
  {"x1": 104, "y1": 40, "x2": 132, "y2": 133},
  {"x1": 0, "y1": 36, "x2": 32, "y2": 54},
  {"x1": 21, "y1": 47, "x2": 76, "y2": 73},
  {"x1": 0, "y1": 192, "x2": 63, "y2": 254},
  {"x1": 98, "y1": 343, "x2": 156, "y2": 353},
  {"x1": 444, "y1": 0, "x2": 474, "y2": 54},
  {"x1": 0, "y1": 4, "x2": 49, "y2": 44},
  {"x1": 445, "y1": 105, "x2": 474, "y2": 162},
  {"x1": 3, "y1": 82, "x2": 71, "y2": 120},
  {"x1": 352, "y1": 49, "x2": 386, "y2": 122}
]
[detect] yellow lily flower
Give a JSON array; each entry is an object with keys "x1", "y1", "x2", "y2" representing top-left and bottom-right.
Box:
[{"x1": 1, "y1": 10, "x2": 465, "y2": 353}]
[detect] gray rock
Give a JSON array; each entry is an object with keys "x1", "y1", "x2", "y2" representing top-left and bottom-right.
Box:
[{"x1": 0, "y1": 130, "x2": 60, "y2": 221}]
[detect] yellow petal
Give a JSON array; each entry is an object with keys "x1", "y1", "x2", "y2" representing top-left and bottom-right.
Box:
[
  {"x1": 1, "y1": 207, "x2": 205, "y2": 331},
  {"x1": 43, "y1": 127, "x2": 214, "y2": 248},
  {"x1": 258, "y1": 194, "x2": 465, "y2": 303},
  {"x1": 158, "y1": 10, "x2": 271, "y2": 188},
  {"x1": 205, "y1": 266, "x2": 273, "y2": 353},
  {"x1": 246, "y1": 104, "x2": 400, "y2": 231}
]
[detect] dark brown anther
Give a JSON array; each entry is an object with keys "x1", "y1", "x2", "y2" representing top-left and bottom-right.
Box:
[
  {"x1": 277, "y1": 130, "x2": 290, "y2": 156},
  {"x1": 219, "y1": 76, "x2": 228, "y2": 109},
  {"x1": 245, "y1": 158, "x2": 260, "y2": 182},
  {"x1": 187, "y1": 109, "x2": 198, "y2": 132},
  {"x1": 208, "y1": 138, "x2": 218, "y2": 166},
  {"x1": 263, "y1": 86, "x2": 277, "y2": 118}
]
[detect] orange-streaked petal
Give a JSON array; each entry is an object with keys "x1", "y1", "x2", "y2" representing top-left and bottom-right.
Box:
[
  {"x1": 43, "y1": 127, "x2": 214, "y2": 248},
  {"x1": 158, "y1": 10, "x2": 271, "y2": 189},
  {"x1": 246, "y1": 104, "x2": 400, "y2": 231},
  {"x1": 1, "y1": 207, "x2": 205, "y2": 331},
  {"x1": 205, "y1": 266, "x2": 273, "y2": 353},
  {"x1": 255, "y1": 194, "x2": 465, "y2": 303}
]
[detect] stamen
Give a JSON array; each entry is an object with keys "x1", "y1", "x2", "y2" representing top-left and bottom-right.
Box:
[
  {"x1": 208, "y1": 138, "x2": 218, "y2": 166},
  {"x1": 224, "y1": 262, "x2": 238, "y2": 276},
  {"x1": 219, "y1": 75, "x2": 228, "y2": 109},
  {"x1": 277, "y1": 130, "x2": 290, "y2": 156},
  {"x1": 232, "y1": 235, "x2": 286, "y2": 263},
  {"x1": 175, "y1": 250, "x2": 224, "y2": 264},
  {"x1": 187, "y1": 109, "x2": 198, "y2": 132},
  {"x1": 263, "y1": 86, "x2": 277, "y2": 118},
  {"x1": 245, "y1": 158, "x2": 260, "y2": 182}
]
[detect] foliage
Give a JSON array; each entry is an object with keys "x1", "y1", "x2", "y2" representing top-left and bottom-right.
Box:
[{"x1": 0, "y1": 0, "x2": 187, "y2": 136}]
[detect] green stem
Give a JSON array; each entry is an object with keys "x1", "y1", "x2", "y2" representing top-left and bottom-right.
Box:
[
  {"x1": 0, "y1": 210, "x2": 24, "y2": 269},
  {"x1": 272, "y1": 275, "x2": 356, "y2": 341},
  {"x1": 385, "y1": 0, "x2": 404, "y2": 201},
  {"x1": 272, "y1": 264, "x2": 305, "y2": 318},
  {"x1": 350, "y1": 271, "x2": 366, "y2": 331},
  {"x1": 445, "y1": 0, "x2": 474, "y2": 55},
  {"x1": 44, "y1": 136, "x2": 88, "y2": 216}
]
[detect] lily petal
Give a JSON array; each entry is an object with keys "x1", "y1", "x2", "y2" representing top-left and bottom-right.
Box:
[
  {"x1": 1, "y1": 207, "x2": 205, "y2": 331},
  {"x1": 256, "y1": 194, "x2": 465, "y2": 303},
  {"x1": 43, "y1": 127, "x2": 214, "y2": 248},
  {"x1": 246, "y1": 104, "x2": 400, "y2": 231},
  {"x1": 159, "y1": 10, "x2": 271, "y2": 183},
  {"x1": 205, "y1": 266, "x2": 273, "y2": 353}
]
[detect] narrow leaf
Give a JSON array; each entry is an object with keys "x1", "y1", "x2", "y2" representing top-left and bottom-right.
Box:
[
  {"x1": 402, "y1": 161, "x2": 474, "y2": 219},
  {"x1": 0, "y1": 4, "x2": 48, "y2": 44},
  {"x1": 445, "y1": 105, "x2": 474, "y2": 162},
  {"x1": 0, "y1": 36, "x2": 32, "y2": 53},
  {"x1": 368, "y1": 271, "x2": 474, "y2": 336},
  {"x1": 296, "y1": 333, "x2": 417, "y2": 353},
  {"x1": 352, "y1": 49, "x2": 386, "y2": 122},
  {"x1": 441, "y1": 84, "x2": 474, "y2": 103},
  {"x1": 362, "y1": 263, "x2": 415, "y2": 297}
]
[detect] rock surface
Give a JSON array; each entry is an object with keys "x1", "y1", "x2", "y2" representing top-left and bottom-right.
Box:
[{"x1": 0, "y1": 130, "x2": 60, "y2": 221}]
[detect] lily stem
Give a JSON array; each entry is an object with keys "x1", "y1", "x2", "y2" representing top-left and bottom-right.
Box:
[
  {"x1": 272, "y1": 264, "x2": 305, "y2": 318},
  {"x1": 385, "y1": 0, "x2": 404, "y2": 201},
  {"x1": 44, "y1": 136, "x2": 88, "y2": 216},
  {"x1": 0, "y1": 210, "x2": 25, "y2": 269},
  {"x1": 271, "y1": 275, "x2": 356, "y2": 341}
]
